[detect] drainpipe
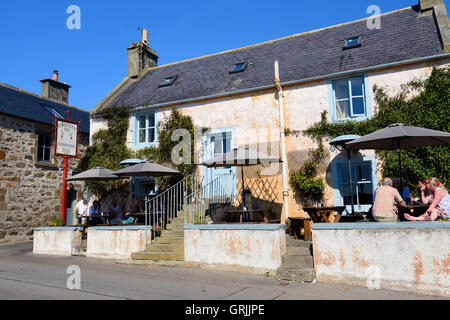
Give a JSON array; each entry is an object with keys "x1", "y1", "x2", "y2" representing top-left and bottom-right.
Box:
[{"x1": 274, "y1": 61, "x2": 289, "y2": 224}]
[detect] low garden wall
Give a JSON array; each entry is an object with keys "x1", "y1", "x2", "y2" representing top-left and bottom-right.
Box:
[
  {"x1": 185, "y1": 224, "x2": 286, "y2": 275},
  {"x1": 86, "y1": 226, "x2": 153, "y2": 260},
  {"x1": 33, "y1": 227, "x2": 83, "y2": 256},
  {"x1": 312, "y1": 222, "x2": 450, "y2": 297}
]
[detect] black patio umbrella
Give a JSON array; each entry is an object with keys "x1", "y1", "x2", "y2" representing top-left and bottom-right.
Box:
[
  {"x1": 201, "y1": 147, "x2": 282, "y2": 197},
  {"x1": 66, "y1": 167, "x2": 121, "y2": 182},
  {"x1": 346, "y1": 123, "x2": 450, "y2": 187},
  {"x1": 113, "y1": 161, "x2": 180, "y2": 178}
]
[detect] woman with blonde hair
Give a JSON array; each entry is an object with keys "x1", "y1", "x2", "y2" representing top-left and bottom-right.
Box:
[{"x1": 405, "y1": 178, "x2": 450, "y2": 221}]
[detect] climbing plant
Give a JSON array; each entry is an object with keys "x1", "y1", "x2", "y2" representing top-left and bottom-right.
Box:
[
  {"x1": 290, "y1": 140, "x2": 327, "y2": 205},
  {"x1": 77, "y1": 106, "x2": 133, "y2": 197},
  {"x1": 302, "y1": 66, "x2": 450, "y2": 196},
  {"x1": 136, "y1": 108, "x2": 208, "y2": 191}
]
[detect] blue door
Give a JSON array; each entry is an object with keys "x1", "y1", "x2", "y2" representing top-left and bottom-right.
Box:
[
  {"x1": 203, "y1": 128, "x2": 236, "y2": 198},
  {"x1": 333, "y1": 157, "x2": 376, "y2": 214}
]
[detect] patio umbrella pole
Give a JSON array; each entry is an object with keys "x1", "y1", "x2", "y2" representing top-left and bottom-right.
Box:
[
  {"x1": 241, "y1": 166, "x2": 245, "y2": 205},
  {"x1": 347, "y1": 149, "x2": 355, "y2": 215}
]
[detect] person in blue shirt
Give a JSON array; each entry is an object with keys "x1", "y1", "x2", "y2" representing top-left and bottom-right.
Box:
[{"x1": 88, "y1": 200, "x2": 102, "y2": 225}]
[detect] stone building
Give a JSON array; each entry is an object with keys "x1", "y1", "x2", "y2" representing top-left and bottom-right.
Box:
[
  {"x1": 0, "y1": 71, "x2": 90, "y2": 242},
  {"x1": 91, "y1": 0, "x2": 450, "y2": 220}
]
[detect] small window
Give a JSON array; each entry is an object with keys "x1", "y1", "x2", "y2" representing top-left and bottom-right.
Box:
[
  {"x1": 331, "y1": 76, "x2": 367, "y2": 120},
  {"x1": 133, "y1": 112, "x2": 157, "y2": 149},
  {"x1": 37, "y1": 131, "x2": 53, "y2": 163},
  {"x1": 344, "y1": 36, "x2": 361, "y2": 49},
  {"x1": 230, "y1": 62, "x2": 248, "y2": 74},
  {"x1": 159, "y1": 76, "x2": 178, "y2": 87}
]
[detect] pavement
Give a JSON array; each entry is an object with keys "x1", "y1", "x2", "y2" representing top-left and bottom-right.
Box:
[{"x1": 0, "y1": 241, "x2": 447, "y2": 301}]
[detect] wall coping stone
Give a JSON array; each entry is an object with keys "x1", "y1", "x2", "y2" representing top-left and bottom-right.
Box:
[
  {"x1": 34, "y1": 227, "x2": 83, "y2": 231},
  {"x1": 312, "y1": 221, "x2": 450, "y2": 230},
  {"x1": 89, "y1": 226, "x2": 154, "y2": 231},
  {"x1": 185, "y1": 224, "x2": 286, "y2": 231}
]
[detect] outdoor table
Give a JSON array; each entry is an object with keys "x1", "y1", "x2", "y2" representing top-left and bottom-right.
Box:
[
  {"x1": 224, "y1": 209, "x2": 264, "y2": 223},
  {"x1": 303, "y1": 206, "x2": 347, "y2": 223},
  {"x1": 88, "y1": 214, "x2": 115, "y2": 225},
  {"x1": 406, "y1": 204, "x2": 429, "y2": 217},
  {"x1": 301, "y1": 206, "x2": 346, "y2": 241}
]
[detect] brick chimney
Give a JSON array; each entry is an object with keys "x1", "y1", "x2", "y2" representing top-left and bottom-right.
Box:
[
  {"x1": 40, "y1": 70, "x2": 71, "y2": 103},
  {"x1": 419, "y1": 0, "x2": 450, "y2": 52},
  {"x1": 127, "y1": 29, "x2": 159, "y2": 78}
]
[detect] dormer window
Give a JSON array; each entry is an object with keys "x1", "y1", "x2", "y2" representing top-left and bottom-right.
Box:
[
  {"x1": 159, "y1": 75, "x2": 178, "y2": 88},
  {"x1": 343, "y1": 36, "x2": 362, "y2": 50},
  {"x1": 230, "y1": 62, "x2": 248, "y2": 74}
]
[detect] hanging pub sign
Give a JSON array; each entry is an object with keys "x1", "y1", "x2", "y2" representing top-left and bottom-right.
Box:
[{"x1": 54, "y1": 119, "x2": 80, "y2": 158}]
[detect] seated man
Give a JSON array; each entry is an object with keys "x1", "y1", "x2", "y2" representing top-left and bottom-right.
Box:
[
  {"x1": 372, "y1": 178, "x2": 407, "y2": 222},
  {"x1": 108, "y1": 199, "x2": 123, "y2": 224},
  {"x1": 76, "y1": 199, "x2": 88, "y2": 225},
  {"x1": 88, "y1": 200, "x2": 103, "y2": 225}
]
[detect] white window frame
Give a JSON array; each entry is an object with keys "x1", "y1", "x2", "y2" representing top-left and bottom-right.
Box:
[
  {"x1": 328, "y1": 74, "x2": 372, "y2": 123},
  {"x1": 132, "y1": 111, "x2": 157, "y2": 149}
]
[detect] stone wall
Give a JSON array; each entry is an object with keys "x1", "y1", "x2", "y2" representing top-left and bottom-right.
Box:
[
  {"x1": 312, "y1": 222, "x2": 450, "y2": 297},
  {"x1": 0, "y1": 114, "x2": 88, "y2": 242}
]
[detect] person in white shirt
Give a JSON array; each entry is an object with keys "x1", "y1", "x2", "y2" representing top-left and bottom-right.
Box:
[
  {"x1": 76, "y1": 199, "x2": 88, "y2": 224},
  {"x1": 108, "y1": 200, "x2": 123, "y2": 224}
]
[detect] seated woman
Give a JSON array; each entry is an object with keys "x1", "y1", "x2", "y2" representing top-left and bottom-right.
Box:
[
  {"x1": 123, "y1": 199, "x2": 140, "y2": 224},
  {"x1": 108, "y1": 199, "x2": 123, "y2": 224},
  {"x1": 418, "y1": 179, "x2": 434, "y2": 205},
  {"x1": 405, "y1": 178, "x2": 449, "y2": 221}
]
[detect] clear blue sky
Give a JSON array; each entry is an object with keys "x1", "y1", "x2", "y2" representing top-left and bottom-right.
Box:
[{"x1": 1, "y1": 0, "x2": 448, "y2": 111}]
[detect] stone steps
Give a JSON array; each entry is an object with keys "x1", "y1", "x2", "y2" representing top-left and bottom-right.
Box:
[
  {"x1": 131, "y1": 251, "x2": 184, "y2": 261},
  {"x1": 276, "y1": 236, "x2": 315, "y2": 283},
  {"x1": 72, "y1": 239, "x2": 87, "y2": 256},
  {"x1": 132, "y1": 214, "x2": 186, "y2": 262},
  {"x1": 145, "y1": 243, "x2": 184, "y2": 253}
]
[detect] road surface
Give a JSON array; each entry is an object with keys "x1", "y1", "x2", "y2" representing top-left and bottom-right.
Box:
[{"x1": 0, "y1": 242, "x2": 446, "y2": 301}]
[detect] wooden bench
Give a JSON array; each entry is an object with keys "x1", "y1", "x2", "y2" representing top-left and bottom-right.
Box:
[{"x1": 289, "y1": 217, "x2": 313, "y2": 241}]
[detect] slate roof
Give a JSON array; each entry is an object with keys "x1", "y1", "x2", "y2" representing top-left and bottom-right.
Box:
[
  {"x1": 0, "y1": 83, "x2": 90, "y2": 134},
  {"x1": 95, "y1": 5, "x2": 445, "y2": 114}
]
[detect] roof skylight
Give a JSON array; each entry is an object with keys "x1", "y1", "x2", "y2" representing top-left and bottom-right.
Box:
[
  {"x1": 159, "y1": 75, "x2": 178, "y2": 88},
  {"x1": 230, "y1": 62, "x2": 248, "y2": 74},
  {"x1": 44, "y1": 105, "x2": 64, "y2": 119},
  {"x1": 344, "y1": 36, "x2": 362, "y2": 49}
]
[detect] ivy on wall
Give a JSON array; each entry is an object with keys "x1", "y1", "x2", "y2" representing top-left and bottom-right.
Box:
[
  {"x1": 77, "y1": 106, "x2": 133, "y2": 197},
  {"x1": 301, "y1": 67, "x2": 449, "y2": 196},
  {"x1": 289, "y1": 140, "x2": 326, "y2": 205}
]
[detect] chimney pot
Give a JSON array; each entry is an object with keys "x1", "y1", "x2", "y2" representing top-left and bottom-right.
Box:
[
  {"x1": 53, "y1": 70, "x2": 59, "y2": 81},
  {"x1": 142, "y1": 29, "x2": 149, "y2": 46}
]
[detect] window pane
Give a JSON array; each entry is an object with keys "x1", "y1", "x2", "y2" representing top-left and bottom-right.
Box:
[
  {"x1": 357, "y1": 184, "x2": 373, "y2": 205},
  {"x1": 352, "y1": 97, "x2": 365, "y2": 116},
  {"x1": 334, "y1": 80, "x2": 349, "y2": 100},
  {"x1": 149, "y1": 114, "x2": 155, "y2": 128},
  {"x1": 38, "y1": 147, "x2": 44, "y2": 161},
  {"x1": 139, "y1": 129, "x2": 146, "y2": 143},
  {"x1": 350, "y1": 78, "x2": 364, "y2": 97},
  {"x1": 148, "y1": 128, "x2": 155, "y2": 143},
  {"x1": 44, "y1": 147, "x2": 51, "y2": 162},
  {"x1": 336, "y1": 100, "x2": 350, "y2": 119},
  {"x1": 139, "y1": 116, "x2": 146, "y2": 130},
  {"x1": 214, "y1": 135, "x2": 223, "y2": 155},
  {"x1": 339, "y1": 165, "x2": 350, "y2": 184}
]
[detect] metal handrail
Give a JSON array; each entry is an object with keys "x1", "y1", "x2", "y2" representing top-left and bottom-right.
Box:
[
  {"x1": 184, "y1": 173, "x2": 236, "y2": 225},
  {"x1": 144, "y1": 174, "x2": 204, "y2": 241}
]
